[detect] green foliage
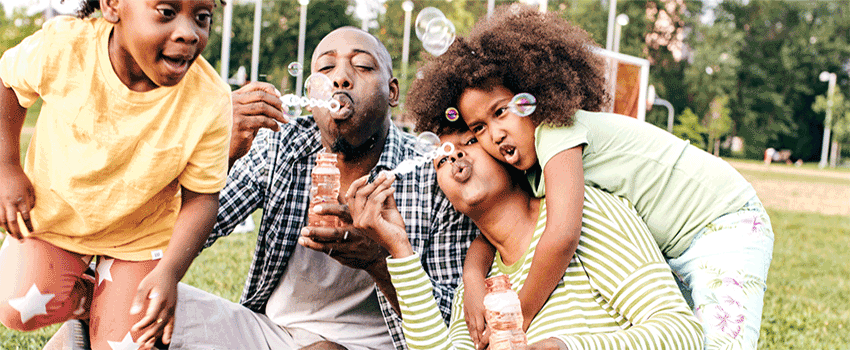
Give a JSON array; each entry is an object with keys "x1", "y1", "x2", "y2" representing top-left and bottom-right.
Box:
[
  {"x1": 202, "y1": 0, "x2": 356, "y2": 91},
  {"x1": 812, "y1": 89, "x2": 850, "y2": 144},
  {"x1": 673, "y1": 107, "x2": 707, "y2": 149},
  {"x1": 705, "y1": 95, "x2": 733, "y2": 154},
  {"x1": 717, "y1": 1, "x2": 850, "y2": 160},
  {"x1": 1, "y1": 7, "x2": 45, "y2": 54}
]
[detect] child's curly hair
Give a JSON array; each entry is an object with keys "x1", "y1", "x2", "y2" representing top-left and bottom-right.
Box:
[
  {"x1": 72, "y1": 0, "x2": 226, "y2": 18},
  {"x1": 408, "y1": 4, "x2": 609, "y2": 135}
]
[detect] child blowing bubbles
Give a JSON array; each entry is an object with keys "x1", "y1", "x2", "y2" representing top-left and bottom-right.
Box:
[
  {"x1": 0, "y1": 0, "x2": 231, "y2": 348},
  {"x1": 407, "y1": 5, "x2": 773, "y2": 350}
]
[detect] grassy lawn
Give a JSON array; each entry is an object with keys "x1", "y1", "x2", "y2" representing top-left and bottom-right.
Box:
[
  {"x1": 736, "y1": 168, "x2": 850, "y2": 186},
  {"x1": 759, "y1": 209, "x2": 850, "y2": 349}
]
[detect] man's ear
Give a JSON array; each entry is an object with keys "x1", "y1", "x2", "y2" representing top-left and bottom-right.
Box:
[
  {"x1": 388, "y1": 77, "x2": 400, "y2": 108},
  {"x1": 100, "y1": 0, "x2": 120, "y2": 23}
]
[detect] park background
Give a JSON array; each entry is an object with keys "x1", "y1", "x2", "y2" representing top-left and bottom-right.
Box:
[{"x1": 1, "y1": 0, "x2": 849, "y2": 348}]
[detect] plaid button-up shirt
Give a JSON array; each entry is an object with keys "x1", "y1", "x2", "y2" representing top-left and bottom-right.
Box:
[{"x1": 204, "y1": 116, "x2": 479, "y2": 349}]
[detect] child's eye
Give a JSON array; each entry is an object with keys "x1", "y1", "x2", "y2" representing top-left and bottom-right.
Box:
[
  {"x1": 196, "y1": 13, "x2": 212, "y2": 25},
  {"x1": 157, "y1": 7, "x2": 176, "y2": 18},
  {"x1": 495, "y1": 107, "x2": 508, "y2": 117}
]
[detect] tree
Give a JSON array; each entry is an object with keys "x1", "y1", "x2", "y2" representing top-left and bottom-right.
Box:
[
  {"x1": 812, "y1": 89, "x2": 850, "y2": 165},
  {"x1": 673, "y1": 108, "x2": 707, "y2": 149},
  {"x1": 717, "y1": 0, "x2": 850, "y2": 160},
  {"x1": 202, "y1": 0, "x2": 356, "y2": 91},
  {"x1": 705, "y1": 95, "x2": 733, "y2": 156}
]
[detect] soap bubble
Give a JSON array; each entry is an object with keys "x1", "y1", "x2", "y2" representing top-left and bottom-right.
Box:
[
  {"x1": 415, "y1": 7, "x2": 445, "y2": 40},
  {"x1": 445, "y1": 107, "x2": 459, "y2": 122},
  {"x1": 415, "y1": 131, "x2": 442, "y2": 157},
  {"x1": 304, "y1": 73, "x2": 334, "y2": 101},
  {"x1": 285, "y1": 104, "x2": 302, "y2": 118},
  {"x1": 421, "y1": 17, "x2": 455, "y2": 56},
  {"x1": 287, "y1": 62, "x2": 303, "y2": 77},
  {"x1": 508, "y1": 93, "x2": 537, "y2": 117}
]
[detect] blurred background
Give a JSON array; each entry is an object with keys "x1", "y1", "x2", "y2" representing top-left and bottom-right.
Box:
[{"x1": 3, "y1": 0, "x2": 849, "y2": 166}]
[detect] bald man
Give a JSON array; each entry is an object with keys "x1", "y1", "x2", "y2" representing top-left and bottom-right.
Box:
[{"x1": 161, "y1": 27, "x2": 477, "y2": 350}]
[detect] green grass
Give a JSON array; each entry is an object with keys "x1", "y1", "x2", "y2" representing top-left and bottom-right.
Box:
[
  {"x1": 726, "y1": 157, "x2": 850, "y2": 173},
  {"x1": 760, "y1": 208, "x2": 850, "y2": 349},
  {"x1": 736, "y1": 168, "x2": 850, "y2": 186}
]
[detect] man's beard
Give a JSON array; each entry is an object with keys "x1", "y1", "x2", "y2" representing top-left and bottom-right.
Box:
[{"x1": 330, "y1": 133, "x2": 379, "y2": 161}]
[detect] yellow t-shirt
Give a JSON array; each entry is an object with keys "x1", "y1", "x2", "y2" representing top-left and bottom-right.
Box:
[{"x1": 0, "y1": 16, "x2": 232, "y2": 261}]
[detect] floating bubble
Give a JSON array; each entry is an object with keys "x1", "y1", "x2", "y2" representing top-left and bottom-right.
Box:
[
  {"x1": 387, "y1": 141, "x2": 455, "y2": 177},
  {"x1": 446, "y1": 107, "x2": 459, "y2": 122},
  {"x1": 508, "y1": 93, "x2": 537, "y2": 117},
  {"x1": 304, "y1": 73, "x2": 334, "y2": 101},
  {"x1": 415, "y1": 131, "x2": 442, "y2": 157},
  {"x1": 421, "y1": 17, "x2": 456, "y2": 56},
  {"x1": 285, "y1": 104, "x2": 302, "y2": 118},
  {"x1": 414, "y1": 7, "x2": 445, "y2": 40},
  {"x1": 287, "y1": 62, "x2": 303, "y2": 77},
  {"x1": 280, "y1": 93, "x2": 340, "y2": 113},
  {"x1": 416, "y1": 70, "x2": 424, "y2": 80}
]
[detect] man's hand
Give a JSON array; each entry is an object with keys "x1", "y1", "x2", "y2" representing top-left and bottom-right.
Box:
[
  {"x1": 298, "y1": 205, "x2": 389, "y2": 274},
  {"x1": 346, "y1": 173, "x2": 412, "y2": 258},
  {"x1": 229, "y1": 82, "x2": 287, "y2": 166}
]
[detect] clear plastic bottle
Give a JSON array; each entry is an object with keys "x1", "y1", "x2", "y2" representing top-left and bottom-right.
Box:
[
  {"x1": 483, "y1": 274, "x2": 527, "y2": 350},
  {"x1": 308, "y1": 152, "x2": 341, "y2": 228}
]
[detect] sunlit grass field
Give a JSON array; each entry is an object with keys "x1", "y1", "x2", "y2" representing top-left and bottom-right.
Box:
[{"x1": 2, "y1": 117, "x2": 849, "y2": 348}]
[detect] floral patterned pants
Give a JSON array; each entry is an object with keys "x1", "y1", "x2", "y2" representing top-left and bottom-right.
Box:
[{"x1": 668, "y1": 197, "x2": 774, "y2": 350}]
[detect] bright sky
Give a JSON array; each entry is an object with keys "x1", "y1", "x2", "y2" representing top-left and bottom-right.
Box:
[{"x1": 1, "y1": 0, "x2": 78, "y2": 16}]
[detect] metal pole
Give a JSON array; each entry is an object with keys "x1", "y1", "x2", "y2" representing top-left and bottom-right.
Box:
[
  {"x1": 296, "y1": 0, "x2": 308, "y2": 96},
  {"x1": 539, "y1": 0, "x2": 548, "y2": 13},
  {"x1": 605, "y1": 0, "x2": 616, "y2": 50},
  {"x1": 819, "y1": 73, "x2": 835, "y2": 168},
  {"x1": 219, "y1": 0, "x2": 233, "y2": 80},
  {"x1": 487, "y1": 0, "x2": 495, "y2": 18},
  {"x1": 401, "y1": 2, "x2": 413, "y2": 83},
  {"x1": 250, "y1": 0, "x2": 262, "y2": 82},
  {"x1": 652, "y1": 99, "x2": 675, "y2": 133},
  {"x1": 612, "y1": 22, "x2": 622, "y2": 53}
]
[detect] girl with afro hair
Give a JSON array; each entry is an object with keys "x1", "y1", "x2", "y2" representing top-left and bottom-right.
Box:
[
  {"x1": 407, "y1": 4, "x2": 773, "y2": 349},
  {"x1": 0, "y1": 0, "x2": 231, "y2": 348}
]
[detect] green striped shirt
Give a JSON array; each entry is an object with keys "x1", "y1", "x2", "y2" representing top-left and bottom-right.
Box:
[{"x1": 387, "y1": 186, "x2": 704, "y2": 349}]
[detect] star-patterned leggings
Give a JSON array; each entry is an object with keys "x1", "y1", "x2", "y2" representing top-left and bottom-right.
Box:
[{"x1": 0, "y1": 237, "x2": 158, "y2": 350}]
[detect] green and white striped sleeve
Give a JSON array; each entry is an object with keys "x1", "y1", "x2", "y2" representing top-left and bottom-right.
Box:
[
  {"x1": 387, "y1": 253, "x2": 475, "y2": 350},
  {"x1": 555, "y1": 187, "x2": 704, "y2": 349}
]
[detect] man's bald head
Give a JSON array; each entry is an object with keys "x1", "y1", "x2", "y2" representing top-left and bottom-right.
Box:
[{"x1": 312, "y1": 27, "x2": 394, "y2": 77}]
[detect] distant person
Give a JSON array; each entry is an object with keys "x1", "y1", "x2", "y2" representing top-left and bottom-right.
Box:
[
  {"x1": 406, "y1": 5, "x2": 774, "y2": 349},
  {"x1": 764, "y1": 148, "x2": 776, "y2": 165},
  {"x1": 347, "y1": 128, "x2": 703, "y2": 349},
  {"x1": 0, "y1": 1, "x2": 231, "y2": 350}
]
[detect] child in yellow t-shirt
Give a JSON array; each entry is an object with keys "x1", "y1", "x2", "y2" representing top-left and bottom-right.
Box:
[{"x1": 0, "y1": 0, "x2": 231, "y2": 348}]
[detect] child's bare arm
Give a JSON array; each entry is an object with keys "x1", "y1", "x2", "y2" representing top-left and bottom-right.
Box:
[
  {"x1": 0, "y1": 80, "x2": 34, "y2": 239},
  {"x1": 463, "y1": 234, "x2": 496, "y2": 349},
  {"x1": 518, "y1": 146, "x2": 584, "y2": 330},
  {"x1": 132, "y1": 188, "x2": 220, "y2": 345}
]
